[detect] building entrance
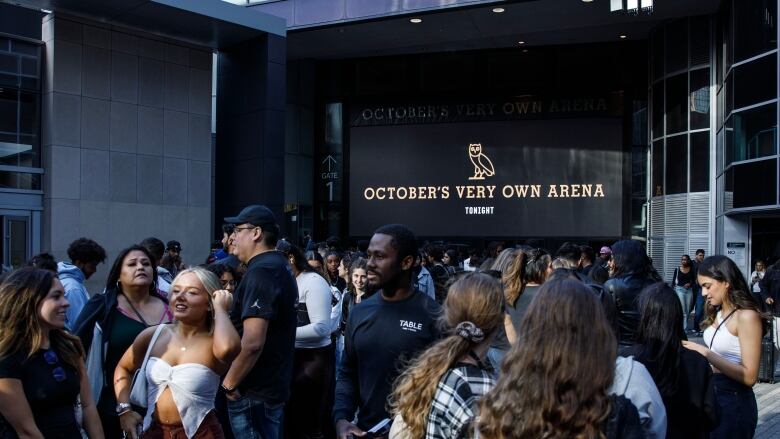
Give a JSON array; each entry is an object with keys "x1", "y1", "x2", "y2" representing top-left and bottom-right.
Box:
[{"x1": 752, "y1": 217, "x2": 780, "y2": 268}]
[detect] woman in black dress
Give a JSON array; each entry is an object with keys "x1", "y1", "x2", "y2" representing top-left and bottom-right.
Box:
[{"x1": 0, "y1": 267, "x2": 104, "y2": 439}]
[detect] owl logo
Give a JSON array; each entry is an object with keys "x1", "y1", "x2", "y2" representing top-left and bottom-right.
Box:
[{"x1": 467, "y1": 143, "x2": 495, "y2": 180}]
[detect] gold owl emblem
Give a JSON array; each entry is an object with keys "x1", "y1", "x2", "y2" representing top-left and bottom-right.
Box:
[{"x1": 468, "y1": 143, "x2": 495, "y2": 180}]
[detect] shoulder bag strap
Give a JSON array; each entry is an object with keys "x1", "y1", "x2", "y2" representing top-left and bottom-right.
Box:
[
  {"x1": 120, "y1": 293, "x2": 150, "y2": 326},
  {"x1": 140, "y1": 324, "x2": 166, "y2": 369},
  {"x1": 708, "y1": 309, "x2": 737, "y2": 349}
]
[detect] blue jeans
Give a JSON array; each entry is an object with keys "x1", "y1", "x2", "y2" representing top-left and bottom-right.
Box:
[
  {"x1": 710, "y1": 374, "x2": 757, "y2": 439},
  {"x1": 487, "y1": 347, "x2": 507, "y2": 379},
  {"x1": 227, "y1": 395, "x2": 284, "y2": 439},
  {"x1": 674, "y1": 286, "x2": 693, "y2": 331},
  {"x1": 693, "y1": 287, "x2": 705, "y2": 332}
]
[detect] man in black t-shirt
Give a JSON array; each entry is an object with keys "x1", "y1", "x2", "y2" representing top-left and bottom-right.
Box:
[
  {"x1": 334, "y1": 224, "x2": 441, "y2": 438},
  {"x1": 221, "y1": 205, "x2": 298, "y2": 439}
]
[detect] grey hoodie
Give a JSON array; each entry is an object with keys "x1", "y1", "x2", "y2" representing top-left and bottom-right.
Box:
[{"x1": 610, "y1": 356, "x2": 668, "y2": 439}]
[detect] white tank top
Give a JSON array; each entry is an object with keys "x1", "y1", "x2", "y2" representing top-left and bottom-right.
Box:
[
  {"x1": 702, "y1": 311, "x2": 742, "y2": 365},
  {"x1": 143, "y1": 357, "x2": 221, "y2": 438}
]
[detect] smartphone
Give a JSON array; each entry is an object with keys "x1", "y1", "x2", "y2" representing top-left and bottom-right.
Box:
[{"x1": 363, "y1": 418, "x2": 391, "y2": 439}]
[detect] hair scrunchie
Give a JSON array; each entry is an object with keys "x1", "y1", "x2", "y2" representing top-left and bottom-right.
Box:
[{"x1": 455, "y1": 321, "x2": 485, "y2": 343}]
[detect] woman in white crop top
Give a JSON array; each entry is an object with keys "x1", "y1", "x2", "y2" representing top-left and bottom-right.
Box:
[
  {"x1": 682, "y1": 255, "x2": 765, "y2": 439},
  {"x1": 113, "y1": 267, "x2": 241, "y2": 439}
]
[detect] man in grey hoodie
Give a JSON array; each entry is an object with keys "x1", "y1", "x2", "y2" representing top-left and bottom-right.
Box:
[{"x1": 57, "y1": 237, "x2": 107, "y2": 330}]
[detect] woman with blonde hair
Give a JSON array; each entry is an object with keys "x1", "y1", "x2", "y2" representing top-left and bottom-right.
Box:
[
  {"x1": 389, "y1": 272, "x2": 504, "y2": 439},
  {"x1": 478, "y1": 279, "x2": 644, "y2": 439},
  {"x1": 113, "y1": 267, "x2": 240, "y2": 439},
  {"x1": 0, "y1": 267, "x2": 104, "y2": 439}
]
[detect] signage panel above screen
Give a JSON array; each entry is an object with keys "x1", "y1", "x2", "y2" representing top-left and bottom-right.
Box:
[{"x1": 349, "y1": 118, "x2": 624, "y2": 238}]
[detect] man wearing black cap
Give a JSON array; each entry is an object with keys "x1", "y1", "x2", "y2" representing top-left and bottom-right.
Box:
[{"x1": 220, "y1": 205, "x2": 298, "y2": 439}]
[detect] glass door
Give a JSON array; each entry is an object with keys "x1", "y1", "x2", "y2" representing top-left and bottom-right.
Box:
[{"x1": 2, "y1": 216, "x2": 28, "y2": 270}]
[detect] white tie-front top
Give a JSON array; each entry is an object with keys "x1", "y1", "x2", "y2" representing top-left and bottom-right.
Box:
[{"x1": 143, "y1": 357, "x2": 221, "y2": 438}]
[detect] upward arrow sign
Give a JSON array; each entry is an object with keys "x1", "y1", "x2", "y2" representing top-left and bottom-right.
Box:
[{"x1": 322, "y1": 155, "x2": 337, "y2": 172}]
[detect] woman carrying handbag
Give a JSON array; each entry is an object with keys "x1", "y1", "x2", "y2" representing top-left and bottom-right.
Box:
[
  {"x1": 114, "y1": 267, "x2": 240, "y2": 439},
  {"x1": 73, "y1": 246, "x2": 171, "y2": 439}
]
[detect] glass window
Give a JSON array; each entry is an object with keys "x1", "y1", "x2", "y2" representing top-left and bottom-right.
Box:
[
  {"x1": 690, "y1": 68, "x2": 710, "y2": 129},
  {"x1": 666, "y1": 73, "x2": 688, "y2": 134},
  {"x1": 690, "y1": 132, "x2": 710, "y2": 192},
  {"x1": 733, "y1": 54, "x2": 777, "y2": 109},
  {"x1": 652, "y1": 29, "x2": 664, "y2": 80},
  {"x1": 632, "y1": 145, "x2": 648, "y2": 198},
  {"x1": 731, "y1": 158, "x2": 777, "y2": 208},
  {"x1": 690, "y1": 16, "x2": 711, "y2": 66},
  {"x1": 717, "y1": 127, "x2": 725, "y2": 173},
  {"x1": 734, "y1": 0, "x2": 778, "y2": 63},
  {"x1": 666, "y1": 135, "x2": 688, "y2": 194},
  {"x1": 665, "y1": 20, "x2": 688, "y2": 73},
  {"x1": 0, "y1": 171, "x2": 41, "y2": 190},
  {"x1": 652, "y1": 83, "x2": 664, "y2": 138},
  {"x1": 652, "y1": 140, "x2": 664, "y2": 196},
  {"x1": 725, "y1": 72, "x2": 733, "y2": 116},
  {"x1": 728, "y1": 103, "x2": 777, "y2": 164}
]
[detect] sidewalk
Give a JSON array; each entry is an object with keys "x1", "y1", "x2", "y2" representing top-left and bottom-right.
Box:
[{"x1": 755, "y1": 380, "x2": 780, "y2": 439}]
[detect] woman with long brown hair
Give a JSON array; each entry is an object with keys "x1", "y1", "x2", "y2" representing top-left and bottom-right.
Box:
[
  {"x1": 389, "y1": 272, "x2": 504, "y2": 439},
  {"x1": 478, "y1": 279, "x2": 644, "y2": 439},
  {"x1": 683, "y1": 255, "x2": 766, "y2": 439},
  {"x1": 0, "y1": 267, "x2": 104, "y2": 439},
  {"x1": 502, "y1": 247, "x2": 551, "y2": 344}
]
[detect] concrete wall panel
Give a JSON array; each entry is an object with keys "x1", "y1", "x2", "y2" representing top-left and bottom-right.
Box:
[{"x1": 43, "y1": 16, "x2": 214, "y2": 291}]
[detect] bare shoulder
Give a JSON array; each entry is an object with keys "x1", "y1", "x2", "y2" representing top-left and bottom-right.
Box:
[
  {"x1": 735, "y1": 309, "x2": 762, "y2": 335},
  {"x1": 736, "y1": 308, "x2": 761, "y2": 324}
]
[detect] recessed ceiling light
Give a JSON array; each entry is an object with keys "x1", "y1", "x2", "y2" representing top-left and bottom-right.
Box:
[
  {"x1": 410, "y1": 18, "x2": 422, "y2": 24},
  {"x1": 582, "y1": 0, "x2": 594, "y2": 2},
  {"x1": 620, "y1": 35, "x2": 627, "y2": 39},
  {"x1": 492, "y1": 7, "x2": 505, "y2": 13},
  {"x1": 517, "y1": 41, "x2": 525, "y2": 45}
]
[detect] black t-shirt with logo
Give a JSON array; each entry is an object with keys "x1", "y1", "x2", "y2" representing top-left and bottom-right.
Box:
[
  {"x1": 333, "y1": 290, "x2": 442, "y2": 430},
  {"x1": 230, "y1": 251, "x2": 299, "y2": 404}
]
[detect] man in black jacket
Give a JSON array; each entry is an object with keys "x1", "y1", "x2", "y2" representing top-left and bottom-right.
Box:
[{"x1": 334, "y1": 224, "x2": 441, "y2": 439}]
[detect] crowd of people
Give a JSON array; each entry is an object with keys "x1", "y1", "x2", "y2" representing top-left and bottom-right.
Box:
[{"x1": 0, "y1": 202, "x2": 777, "y2": 439}]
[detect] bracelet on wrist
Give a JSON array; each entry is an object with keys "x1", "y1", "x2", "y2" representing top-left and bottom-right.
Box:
[{"x1": 221, "y1": 384, "x2": 236, "y2": 394}]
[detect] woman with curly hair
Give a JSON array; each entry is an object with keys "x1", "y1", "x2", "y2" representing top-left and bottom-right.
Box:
[
  {"x1": 389, "y1": 272, "x2": 504, "y2": 439},
  {"x1": 0, "y1": 267, "x2": 104, "y2": 439},
  {"x1": 683, "y1": 255, "x2": 767, "y2": 439},
  {"x1": 478, "y1": 279, "x2": 644, "y2": 439}
]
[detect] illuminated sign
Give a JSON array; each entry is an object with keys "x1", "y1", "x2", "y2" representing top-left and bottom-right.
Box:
[{"x1": 348, "y1": 118, "x2": 623, "y2": 237}]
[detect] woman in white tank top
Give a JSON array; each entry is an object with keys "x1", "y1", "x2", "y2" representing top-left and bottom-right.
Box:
[
  {"x1": 113, "y1": 267, "x2": 241, "y2": 439},
  {"x1": 682, "y1": 255, "x2": 766, "y2": 439}
]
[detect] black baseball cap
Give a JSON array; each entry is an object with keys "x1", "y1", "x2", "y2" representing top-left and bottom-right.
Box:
[
  {"x1": 224, "y1": 204, "x2": 279, "y2": 231},
  {"x1": 166, "y1": 240, "x2": 182, "y2": 252}
]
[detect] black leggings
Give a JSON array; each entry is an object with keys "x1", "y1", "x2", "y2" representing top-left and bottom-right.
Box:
[{"x1": 284, "y1": 345, "x2": 334, "y2": 439}]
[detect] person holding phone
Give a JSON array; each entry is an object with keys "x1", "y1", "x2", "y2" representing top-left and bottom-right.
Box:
[{"x1": 683, "y1": 256, "x2": 766, "y2": 439}]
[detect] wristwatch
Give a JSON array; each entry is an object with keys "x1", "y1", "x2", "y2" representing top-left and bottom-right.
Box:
[{"x1": 116, "y1": 402, "x2": 132, "y2": 415}]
